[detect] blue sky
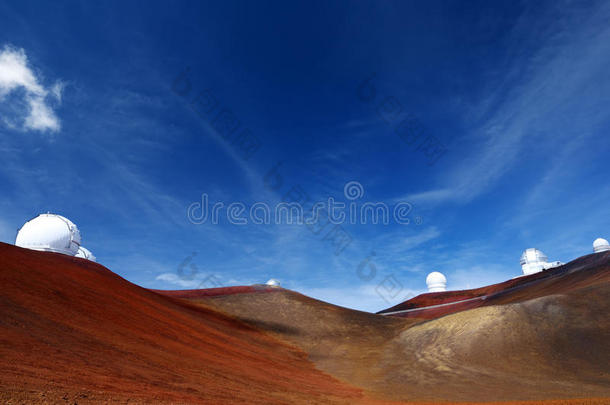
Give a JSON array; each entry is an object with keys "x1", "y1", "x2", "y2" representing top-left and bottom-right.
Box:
[{"x1": 1, "y1": 1, "x2": 610, "y2": 312}]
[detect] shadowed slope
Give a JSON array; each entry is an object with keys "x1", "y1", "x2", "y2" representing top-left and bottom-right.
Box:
[
  {"x1": 168, "y1": 253, "x2": 610, "y2": 402},
  {"x1": 0, "y1": 242, "x2": 364, "y2": 404},
  {"x1": 160, "y1": 287, "x2": 414, "y2": 390}
]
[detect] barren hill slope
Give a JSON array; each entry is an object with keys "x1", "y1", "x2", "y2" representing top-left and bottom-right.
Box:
[
  {"x1": 0, "y1": 242, "x2": 365, "y2": 404},
  {"x1": 2, "y1": 240, "x2": 609, "y2": 404},
  {"x1": 168, "y1": 253, "x2": 610, "y2": 402},
  {"x1": 158, "y1": 287, "x2": 414, "y2": 392}
]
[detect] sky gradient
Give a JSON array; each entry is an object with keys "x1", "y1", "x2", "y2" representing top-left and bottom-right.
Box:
[{"x1": 1, "y1": 0, "x2": 610, "y2": 312}]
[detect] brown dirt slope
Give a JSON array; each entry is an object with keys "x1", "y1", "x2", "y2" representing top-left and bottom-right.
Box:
[
  {"x1": 170, "y1": 252, "x2": 610, "y2": 403},
  {"x1": 161, "y1": 286, "x2": 415, "y2": 391},
  {"x1": 0, "y1": 242, "x2": 365, "y2": 404}
]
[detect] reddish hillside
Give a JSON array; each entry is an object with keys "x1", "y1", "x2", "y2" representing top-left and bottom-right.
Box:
[
  {"x1": 0, "y1": 242, "x2": 365, "y2": 404},
  {"x1": 2, "y1": 241, "x2": 609, "y2": 404},
  {"x1": 378, "y1": 252, "x2": 610, "y2": 319},
  {"x1": 151, "y1": 284, "x2": 283, "y2": 298}
]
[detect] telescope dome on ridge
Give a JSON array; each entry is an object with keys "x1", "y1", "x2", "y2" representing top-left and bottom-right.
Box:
[
  {"x1": 426, "y1": 272, "x2": 447, "y2": 292},
  {"x1": 593, "y1": 238, "x2": 610, "y2": 253},
  {"x1": 76, "y1": 246, "x2": 97, "y2": 262},
  {"x1": 520, "y1": 248, "x2": 548, "y2": 275},
  {"x1": 520, "y1": 248, "x2": 562, "y2": 275},
  {"x1": 266, "y1": 278, "x2": 281, "y2": 287},
  {"x1": 15, "y1": 214, "x2": 81, "y2": 256}
]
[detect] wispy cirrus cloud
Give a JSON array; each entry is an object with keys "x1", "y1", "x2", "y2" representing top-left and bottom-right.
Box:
[
  {"x1": 0, "y1": 45, "x2": 63, "y2": 132},
  {"x1": 402, "y1": 2, "x2": 610, "y2": 207}
]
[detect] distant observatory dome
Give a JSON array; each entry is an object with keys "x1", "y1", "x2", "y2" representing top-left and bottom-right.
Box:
[
  {"x1": 520, "y1": 248, "x2": 548, "y2": 275},
  {"x1": 266, "y1": 278, "x2": 281, "y2": 287},
  {"x1": 426, "y1": 272, "x2": 447, "y2": 292},
  {"x1": 15, "y1": 214, "x2": 81, "y2": 256},
  {"x1": 75, "y1": 246, "x2": 96, "y2": 262},
  {"x1": 520, "y1": 248, "x2": 562, "y2": 275},
  {"x1": 593, "y1": 238, "x2": 610, "y2": 253}
]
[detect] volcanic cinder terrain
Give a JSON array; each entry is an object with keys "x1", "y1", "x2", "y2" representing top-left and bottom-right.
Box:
[{"x1": 1, "y1": 242, "x2": 609, "y2": 404}]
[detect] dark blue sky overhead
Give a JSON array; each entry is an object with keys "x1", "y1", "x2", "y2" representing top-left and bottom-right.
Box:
[{"x1": 1, "y1": 0, "x2": 609, "y2": 311}]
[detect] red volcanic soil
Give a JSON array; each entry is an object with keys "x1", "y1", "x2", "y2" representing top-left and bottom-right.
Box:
[
  {"x1": 0, "y1": 242, "x2": 366, "y2": 404},
  {"x1": 151, "y1": 284, "x2": 283, "y2": 298},
  {"x1": 2, "y1": 241, "x2": 610, "y2": 404},
  {"x1": 378, "y1": 252, "x2": 610, "y2": 319}
]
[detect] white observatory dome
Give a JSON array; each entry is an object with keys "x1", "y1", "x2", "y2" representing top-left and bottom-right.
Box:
[
  {"x1": 593, "y1": 238, "x2": 610, "y2": 253},
  {"x1": 426, "y1": 272, "x2": 447, "y2": 292},
  {"x1": 266, "y1": 278, "x2": 281, "y2": 287},
  {"x1": 15, "y1": 214, "x2": 81, "y2": 256},
  {"x1": 519, "y1": 248, "x2": 563, "y2": 275},
  {"x1": 75, "y1": 246, "x2": 97, "y2": 262}
]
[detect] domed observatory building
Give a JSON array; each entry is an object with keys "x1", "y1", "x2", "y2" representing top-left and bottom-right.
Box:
[
  {"x1": 266, "y1": 278, "x2": 281, "y2": 287},
  {"x1": 426, "y1": 271, "x2": 447, "y2": 292},
  {"x1": 15, "y1": 214, "x2": 81, "y2": 256},
  {"x1": 593, "y1": 238, "x2": 610, "y2": 253},
  {"x1": 520, "y1": 248, "x2": 562, "y2": 276},
  {"x1": 76, "y1": 246, "x2": 97, "y2": 262}
]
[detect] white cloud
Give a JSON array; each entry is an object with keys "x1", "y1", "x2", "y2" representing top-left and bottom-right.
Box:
[
  {"x1": 155, "y1": 272, "x2": 202, "y2": 288},
  {"x1": 155, "y1": 271, "x2": 228, "y2": 289},
  {"x1": 0, "y1": 45, "x2": 62, "y2": 132},
  {"x1": 401, "y1": 188, "x2": 453, "y2": 206},
  {"x1": 50, "y1": 81, "x2": 64, "y2": 102}
]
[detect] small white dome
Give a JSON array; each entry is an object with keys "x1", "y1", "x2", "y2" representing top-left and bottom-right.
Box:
[
  {"x1": 265, "y1": 278, "x2": 281, "y2": 287},
  {"x1": 426, "y1": 271, "x2": 447, "y2": 292},
  {"x1": 593, "y1": 238, "x2": 610, "y2": 253},
  {"x1": 15, "y1": 214, "x2": 81, "y2": 256},
  {"x1": 75, "y1": 246, "x2": 96, "y2": 262}
]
